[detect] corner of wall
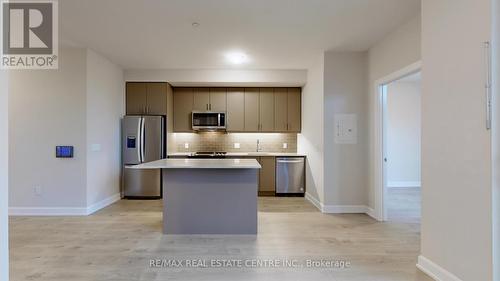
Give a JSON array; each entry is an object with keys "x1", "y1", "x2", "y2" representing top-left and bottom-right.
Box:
[
  {"x1": 85, "y1": 49, "x2": 124, "y2": 212},
  {"x1": 298, "y1": 53, "x2": 325, "y2": 204}
]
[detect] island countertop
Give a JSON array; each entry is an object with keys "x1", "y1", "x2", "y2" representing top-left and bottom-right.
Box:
[{"x1": 127, "y1": 158, "x2": 262, "y2": 169}]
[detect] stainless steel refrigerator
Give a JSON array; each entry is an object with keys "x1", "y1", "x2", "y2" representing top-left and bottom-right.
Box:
[{"x1": 122, "y1": 115, "x2": 165, "y2": 198}]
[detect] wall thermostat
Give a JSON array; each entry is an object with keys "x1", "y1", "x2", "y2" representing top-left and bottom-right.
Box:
[{"x1": 56, "y1": 146, "x2": 74, "y2": 158}]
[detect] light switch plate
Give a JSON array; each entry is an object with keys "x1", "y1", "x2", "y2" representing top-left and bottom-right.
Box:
[
  {"x1": 282, "y1": 143, "x2": 288, "y2": 149},
  {"x1": 184, "y1": 143, "x2": 189, "y2": 149},
  {"x1": 91, "y1": 143, "x2": 101, "y2": 152},
  {"x1": 234, "y1": 143, "x2": 240, "y2": 149}
]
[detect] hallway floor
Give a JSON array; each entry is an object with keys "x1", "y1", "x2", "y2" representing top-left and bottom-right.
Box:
[{"x1": 387, "y1": 186, "x2": 421, "y2": 223}]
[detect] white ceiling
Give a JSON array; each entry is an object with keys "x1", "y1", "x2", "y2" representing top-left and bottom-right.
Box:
[{"x1": 59, "y1": 0, "x2": 420, "y2": 70}]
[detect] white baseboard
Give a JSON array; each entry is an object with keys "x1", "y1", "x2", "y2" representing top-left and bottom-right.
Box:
[
  {"x1": 9, "y1": 206, "x2": 88, "y2": 216},
  {"x1": 417, "y1": 255, "x2": 463, "y2": 281},
  {"x1": 322, "y1": 204, "x2": 370, "y2": 213},
  {"x1": 9, "y1": 193, "x2": 121, "y2": 216},
  {"x1": 387, "y1": 181, "x2": 421, "y2": 188},
  {"x1": 86, "y1": 193, "x2": 121, "y2": 215},
  {"x1": 305, "y1": 192, "x2": 322, "y2": 211},
  {"x1": 365, "y1": 207, "x2": 378, "y2": 220},
  {"x1": 305, "y1": 193, "x2": 376, "y2": 216}
]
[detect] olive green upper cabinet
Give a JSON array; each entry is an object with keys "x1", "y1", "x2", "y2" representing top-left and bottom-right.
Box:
[
  {"x1": 274, "y1": 88, "x2": 288, "y2": 132},
  {"x1": 244, "y1": 88, "x2": 260, "y2": 131},
  {"x1": 259, "y1": 88, "x2": 275, "y2": 131},
  {"x1": 126, "y1": 83, "x2": 147, "y2": 115},
  {"x1": 226, "y1": 88, "x2": 245, "y2": 131},
  {"x1": 169, "y1": 86, "x2": 301, "y2": 133},
  {"x1": 126, "y1": 82, "x2": 168, "y2": 115},
  {"x1": 173, "y1": 88, "x2": 194, "y2": 132},
  {"x1": 209, "y1": 88, "x2": 227, "y2": 112},
  {"x1": 146, "y1": 83, "x2": 168, "y2": 115},
  {"x1": 287, "y1": 88, "x2": 301, "y2": 132},
  {"x1": 193, "y1": 88, "x2": 227, "y2": 112},
  {"x1": 193, "y1": 88, "x2": 210, "y2": 111}
]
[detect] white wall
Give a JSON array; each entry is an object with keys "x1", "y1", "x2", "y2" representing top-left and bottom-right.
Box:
[
  {"x1": 86, "y1": 49, "x2": 124, "y2": 208},
  {"x1": 493, "y1": 1, "x2": 500, "y2": 280},
  {"x1": 9, "y1": 47, "x2": 124, "y2": 215},
  {"x1": 419, "y1": 0, "x2": 493, "y2": 280},
  {"x1": 386, "y1": 81, "x2": 421, "y2": 187},
  {"x1": 1, "y1": 69, "x2": 9, "y2": 280},
  {"x1": 367, "y1": 14, "x2": 421, "y2": 208},
  {"x1": 9, "y1": 48, "x2": 88, "y2": 210},
  {"x1": 323, "y1": 51, "x2": 368, "y2": 207},
  {"x1": 125, "y1": 69, "x2": 307, "y2": 87},
  {"x1": 298, "y1": 54, "x2": 325, "y2": 205}
]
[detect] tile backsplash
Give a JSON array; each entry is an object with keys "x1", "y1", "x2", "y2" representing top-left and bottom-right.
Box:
[{"x1": 169, "y1": 132, "x2": 297, "y2": 153}]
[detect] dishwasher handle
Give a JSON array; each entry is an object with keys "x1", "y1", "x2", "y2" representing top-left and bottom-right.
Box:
[{"x1": 277, "y1": 158, "x2": 304, "y2": 163}]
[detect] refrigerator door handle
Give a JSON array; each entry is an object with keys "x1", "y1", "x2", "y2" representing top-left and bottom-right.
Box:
[
  {"x1": 140, "y1": 117, "x2": 146, "y2": 163},
  {"x1": 135, "y1": 117, "x2": 142, "y2": 163}
]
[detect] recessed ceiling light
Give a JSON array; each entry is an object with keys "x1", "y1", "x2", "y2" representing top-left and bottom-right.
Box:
[
  {"x1": 192, "y1": 22, "x2": 200, "y2": 28},
  {"x1": 225, "y1": 52, "x2": 250, "y2": 65}
]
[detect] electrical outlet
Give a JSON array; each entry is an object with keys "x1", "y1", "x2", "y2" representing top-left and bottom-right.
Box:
[
  {"x1": 234, "y1": 143, "x2": 240, "y2": 149},
  {"x1": 34, "y1": 186, "x2": 42, "y2": 196},
  {"x1": 283, "y1": 143, "x2": 288, "y2": 149},
  {"x1": 184, "y1": 143, "x2": 189, "y2": 149}
]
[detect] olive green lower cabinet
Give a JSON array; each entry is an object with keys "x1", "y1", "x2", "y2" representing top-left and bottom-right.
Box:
[
  {"x1": 258, "y1": 157, "x2": 276, "y2": 196},
  {"x1": 225, "y1": 156, "x2": 275, "y2": 196}
]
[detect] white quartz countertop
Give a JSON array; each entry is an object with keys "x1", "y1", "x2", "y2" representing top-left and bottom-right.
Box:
[
  {"x1": 127, "y1": 158, "x2": 262, "y2": 169},
  {"x1": 168, "y1": 152, "x2": 307, "y2": 157}
]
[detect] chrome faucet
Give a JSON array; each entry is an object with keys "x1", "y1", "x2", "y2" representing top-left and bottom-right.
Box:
[{"x1": 256, "y1": 139, "x2": 262, "y2": 152}]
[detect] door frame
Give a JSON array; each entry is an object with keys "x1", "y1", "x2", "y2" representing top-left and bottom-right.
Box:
[{"x1": 373, "y1": 61, "x2": 421, "y2": 221}]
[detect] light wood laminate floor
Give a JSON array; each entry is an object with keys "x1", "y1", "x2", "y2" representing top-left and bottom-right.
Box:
[
  {"x1": 387, "y1": 187, "x2": 421, "y2": 223},
  {"x1": 10, "y1": 197, "x2": 432, "y2": 281}
]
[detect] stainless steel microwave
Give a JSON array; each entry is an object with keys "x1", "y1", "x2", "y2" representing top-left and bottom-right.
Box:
[{"x1": 192, "y1": 111, "x2": 226, "y2": 130}]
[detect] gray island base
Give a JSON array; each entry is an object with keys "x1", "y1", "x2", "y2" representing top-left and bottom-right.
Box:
[{"x1": 128, "y1": 159, "x2": 261, "y2": 235}]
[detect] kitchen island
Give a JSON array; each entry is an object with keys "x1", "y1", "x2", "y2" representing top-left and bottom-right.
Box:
[{"x1": 128, "y1": 158, "x2": 261, "y2": 234}]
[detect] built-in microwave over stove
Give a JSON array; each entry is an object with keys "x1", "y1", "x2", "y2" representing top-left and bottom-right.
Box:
[{"x1": 192, "y1": 111, "x2": 226, "y2": 131}]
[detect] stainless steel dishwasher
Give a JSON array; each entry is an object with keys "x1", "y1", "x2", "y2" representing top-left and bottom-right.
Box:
[{"x1": 276, "y1": 157, "x2": 305, "y2": 196}]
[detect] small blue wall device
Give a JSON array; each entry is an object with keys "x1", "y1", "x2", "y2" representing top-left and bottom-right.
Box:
[{"x1": 56, "y1": 146, "x2": 74, "y2": 158}]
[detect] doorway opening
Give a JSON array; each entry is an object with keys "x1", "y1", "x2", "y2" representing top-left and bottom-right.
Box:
[
  {"x1": 382, "y1": 72, "x2": 421, "y2": 222},
  {"x1": 373, "y1": 61, "x2": 421, "y2": 221}
]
